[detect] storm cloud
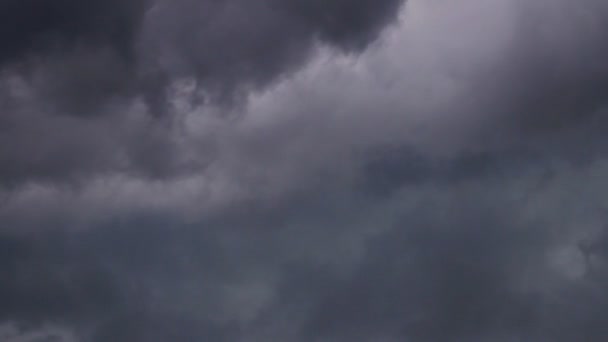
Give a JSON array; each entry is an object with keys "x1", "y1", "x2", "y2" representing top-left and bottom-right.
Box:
[
  {"x1": 0, "y1": 0, "x2": 402, "y2": 114},
  {"x1": 0, "y1": 0, "x2": 403, "y2": 185},
  {"x1": 2, "y1": 0, "x2": 608, "y2": 341}
]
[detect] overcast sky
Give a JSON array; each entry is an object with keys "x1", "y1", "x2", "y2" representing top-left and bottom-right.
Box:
[{"x1": 2, "y1": 0, "x2": 608, "y2": 340}]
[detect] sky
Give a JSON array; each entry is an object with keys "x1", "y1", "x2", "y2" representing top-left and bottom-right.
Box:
[{"x1": 1, "y1": 0, "x2": 608, "y2": 340}]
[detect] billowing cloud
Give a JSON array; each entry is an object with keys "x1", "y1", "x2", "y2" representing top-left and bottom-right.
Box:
[
  {"x1": 2, "y1": 0, "x2": 608, "y2": 341},
  {"x1": 0, "y1": 0, "x2": 403, "y2": 115},
  {"x1": 0, "y1": 0, "x2": 404, "y2": 186}
]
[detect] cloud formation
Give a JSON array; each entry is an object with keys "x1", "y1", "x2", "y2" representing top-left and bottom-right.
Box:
[
  {"x1": 2, "y1": 0, "x2": 608, "y2": 341},
  {"x1": 0, "y1": 0, "x2": 404, "y2": 186},
  {"x1": 0, "y1": 0, "x2": 402, "y2": 113}
]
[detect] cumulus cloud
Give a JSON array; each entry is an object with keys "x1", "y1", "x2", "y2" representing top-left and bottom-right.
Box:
[{"x1": 2, "y1": 0, "x2": 608, "y2": 341}]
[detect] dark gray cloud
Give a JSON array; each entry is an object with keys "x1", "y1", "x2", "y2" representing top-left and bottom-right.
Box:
[
  {"x1": 2, "y1": 159, "x2": 608, "y2": 341},
  {"x1": 0, "y1": 0, "x2": 403, "y2": 113},
  {"x1": 3, "y1": 0, "x2": 608, "y2": 341},
  {"x1": 0, "y1": 0, "x2": 404, "y2": 187},
  {"x1": 0, "y1": 0, "x2": 144, "y2": 63}
]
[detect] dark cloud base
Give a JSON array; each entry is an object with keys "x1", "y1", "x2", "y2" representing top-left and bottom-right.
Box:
[{"x1": 2, "y1": 155, "x2": 608, "y2": 341}]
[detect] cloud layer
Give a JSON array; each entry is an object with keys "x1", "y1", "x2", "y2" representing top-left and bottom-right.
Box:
[{"x1": 2, "y1": 0, "x2": 608, "y2": 341}]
